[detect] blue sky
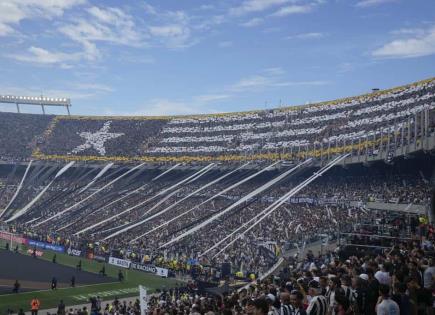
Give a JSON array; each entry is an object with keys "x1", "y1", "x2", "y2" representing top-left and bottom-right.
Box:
[{"x1": 0, "y1": 0, "x2": 434, "y2": 116}]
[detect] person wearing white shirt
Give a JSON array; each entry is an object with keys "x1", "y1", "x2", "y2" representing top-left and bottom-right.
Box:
[
  {"x1": 376, "y1": 284, "x2": 399, "y2": 315},
  {"x1": 375, "y1": 264, "x2": 392, "y2": 286}
]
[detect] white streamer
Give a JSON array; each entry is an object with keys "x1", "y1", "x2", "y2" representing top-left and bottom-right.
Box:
[
  {"x1": 129, "y1": 162, "x2": 251, "y2": 243},
  {"x1": 102, "y1": 164, "x2": 216, "y2": 240},
  {"x1": 152, "y1": 164, "x2": 181, "y2": 181},
  {"x1": 0, "y1": 160, "x2": 33, "y2": 218},
  {"x1": 295, "y1": 223, "x2": 302, "y2": 234},
  {"x1": 74, "y1": 163, "x2": 214, "y2": 236},
  {"x1": 75, "y1": 163, "x2": 214, "y2": 236},
  {"x1": 6, "y1": 161, "x2": 75, "y2": 222},
  {"x1": 160, "y1": 159, "x2": 312, "y2": 248},
  {"x1": 34, "y1": 163, "x2": 146, "y2": 227},
  {"x1": 60, "y1": 163, "x2": 181, "y2": 232},
  {"x1": 199, "y1": 159, "x2": 312, "y2": 257},
  {"x1": 79, "y1": 163, "x2": 114, "y2": 193},
  {"x1": 209, "y1": 154, "x2": 349, "y2": 258}
]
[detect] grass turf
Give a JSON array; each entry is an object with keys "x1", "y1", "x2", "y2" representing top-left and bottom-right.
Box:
[{"x1": 0, "y1": 243, "x2": 178, "y2": 313}]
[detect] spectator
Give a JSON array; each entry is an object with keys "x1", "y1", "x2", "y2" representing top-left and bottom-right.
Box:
[{"x1": 375, "y1": 284, "x2": 399, "y2": 315}]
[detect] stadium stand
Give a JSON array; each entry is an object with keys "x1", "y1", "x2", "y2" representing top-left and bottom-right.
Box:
[
  {"x1": 0, "y1": 77, "x2": 432, "y2": 163},
  {"x1": 0, "y1": 77, "x2": 434, "y2": 314}
]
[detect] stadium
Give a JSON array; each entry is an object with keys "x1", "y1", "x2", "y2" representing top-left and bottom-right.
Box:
[
  {"x1": 0, "y1": 76, "x2": 434, "y2": 314},
  {"x1": 1, "y1": 1, "x2": 435, "y2": 315}
]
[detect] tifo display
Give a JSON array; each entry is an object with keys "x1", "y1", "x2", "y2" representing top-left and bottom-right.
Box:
[{"x1": 0, "y1": 77, "x2": 434, "y2": 315}]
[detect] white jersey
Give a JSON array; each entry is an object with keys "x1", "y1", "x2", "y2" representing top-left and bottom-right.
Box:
[
  {"x1": 307, "y1": 295, "x2": 328, "y2": 315},
  {"x1": 376, "y1": 298, "x2": 400, "y2": 315}
]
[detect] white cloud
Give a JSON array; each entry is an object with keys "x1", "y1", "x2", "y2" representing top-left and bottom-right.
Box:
[
  {"x1": 0, "y1": 0, "x2": 85, "y2": 36},
  {"x1": 199, "y1": 4, "x2": 215, "y2": 11},
  {"x1": 287, "y1": 32, "x2": 325, "y2": 39},
  {"x1": 241, "y1": 17, "x2": 264, "y2": 27},
  {"x1": 0, "y1": 85, "x2": 105, "y2": 101},
  {"x1": 143, "y1": 7, "x2": 197, "y2": 49},
  {"x1": 59, "y1": 6, "x2": 143, "y2": 60},
  {"x1": 229, "y1": 67, "x2": 328, "y2": 92},
  {"x1": 72, "y1": 83, "x2": 114, "y2": 93},
  {"x1": 373, "y1": 25, "x2": 435, "y2": 58},
  {"x1": 133, "y1": 67, "x2": 328, "y2": 116},
  {"x1": 139, "y1": 98, "x2": 209, "y2": 116},
  {"x1": 194, "y1": 94, "x2": 231, "y2": 102},
  {"x1": 8, "y1": 5, "x2": 146, "y2": 67},
  {"x1": 270, "y1": 5, "x2": 312, "y2": 17},
  {"x1": 118, "y1": 54, "x2": 155, "y2": 64},
  {"x1": 8, "y1": 46, "x2": 81, "y2": 66},
  {"x1": 149, "y1": 25, "x2": 185, "y2": 37},
  {"x1": 355, "y1": 0, "x2": 398, "y2": 8},
  {"x1": 148, "y1": 24, "x2": 192, "y2": 49},
  {"x1": 263, "y1": 67, "x2": 286, "y2": 76},
  {"x1": 229, "y1": 0, "x2": 289, "y2": 16},
  {"x1": 0, "y1": 23, "x2": 14, "y2": 36},
  {"x1": 390, "y1": 27, "x2": 425, "y2": 37}
]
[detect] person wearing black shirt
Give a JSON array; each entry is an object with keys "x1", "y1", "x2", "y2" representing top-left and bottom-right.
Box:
[
  {"x1": 118, "y1": 270, "x2": 124, "y2": 282},
  {"x1": 57, "y1": 300, "x2": 66, "y2": 315},
  {"x1": 12, "y1": 280, "x2": 20, "y2": 293},
  {"x1": 366, "y1": 268, "x2": 379, "y2": 315},
  {"x1": 391, "y1": 282, "x2": 412, "y2": 315},
  {"x1": 99, "y1": 265, "x2": 106, "y2": 276},
  {"x1": 51, "y1": 277, "x2": 57, "y2": 290}
]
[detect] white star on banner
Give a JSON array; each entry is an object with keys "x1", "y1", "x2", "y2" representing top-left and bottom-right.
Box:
[{"x1": 71, "y1": 121, "x2": 124, "y2": 156}]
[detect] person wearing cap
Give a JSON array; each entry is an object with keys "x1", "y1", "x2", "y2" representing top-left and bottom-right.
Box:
[
  {"x1": 265, "y1": 294, "x2": 279, "y2": 315},
  {"x1": 306, "y1": 280, "x2": 328, "y2": 315}
]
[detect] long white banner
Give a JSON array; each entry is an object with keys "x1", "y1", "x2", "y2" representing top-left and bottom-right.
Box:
[
  {"x1": 108, "y1": 256, "x2": 131, "y2": 269},
  {"x1": 109, "y1": 258, "x2": 169, "y2": 277}
]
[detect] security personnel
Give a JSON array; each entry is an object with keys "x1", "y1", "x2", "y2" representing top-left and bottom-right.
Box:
[{"x1": 30, "y1": 297, "x2": 40, "y2": 315}]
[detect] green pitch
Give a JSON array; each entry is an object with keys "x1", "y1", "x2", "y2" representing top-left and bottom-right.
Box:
[{"x1": 0, "y1": 245, "x2": 179, "y2": 313}]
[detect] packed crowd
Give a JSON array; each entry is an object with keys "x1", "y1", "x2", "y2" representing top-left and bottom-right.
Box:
[
  {"x1": 0, "y1": 112, "x2": 53, "y2": 162},
  {"x1": 150, "y1": 79, "x2": 435, "y2": 158},
  {"x1": 4, "y1": 207, "x2": 433, "y2": 315},
  {"x1": 39, "y1": 118, "x2": 168, "y2": 158},
  {"x1": 1, "y1": 78, "x2": 434, "y2": 163},
  {"x1": 38, "y1": 213, "x2": 434, "y2": 315},
  {"x1": 143, "y1": 235, "x2": 435, "y2": 315},
  {"x1": 1, "y1": 152, "x2": 432, "y2": 276}
]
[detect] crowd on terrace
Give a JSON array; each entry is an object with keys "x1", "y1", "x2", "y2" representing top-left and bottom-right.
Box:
[
  {"x1": 147, "y1": 79, "x2": 435, "y2": 158},
  {"x1": 0, "y1": 78, "x2": 434, "y2": 163},
  {"x1": 0, "y1": 153, "x2": 432, "y2": 277},
  {"x1": 0, "y1": 112, "x2": 53, "y2": 162},
  {"x1": 0, "y1": 79, "x2": 434, "y2": 314},
  {"x1": 16, "y1": 215, "x2": 435, "y2": 315},
  {"x1": 141, "y1": 228, "x2": 435, "y2": 315}
]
